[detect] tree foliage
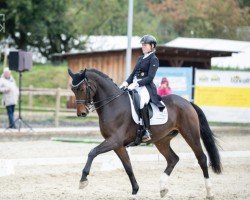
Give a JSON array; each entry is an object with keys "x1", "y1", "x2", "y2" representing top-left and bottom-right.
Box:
[
  {"x1": 0, "y1": 0, "x2": 249, "y2": 60},
  {"x1": 146, "y1": 0, "x2": 250, "y2": 41},
  {"x1": 0, "y1": 0, "x2": 83, "y2": 58},
  {"x1": 74, "y1": 0, "x2": 158, "y2": 36}
]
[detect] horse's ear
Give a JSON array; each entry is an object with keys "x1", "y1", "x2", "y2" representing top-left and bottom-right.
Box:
[
  {"x1": 68, "y1": 68, "x2": 74, "y2": 78},
  {"x1": 80, "y1": 68, "x2": 87, "y2": 79}
]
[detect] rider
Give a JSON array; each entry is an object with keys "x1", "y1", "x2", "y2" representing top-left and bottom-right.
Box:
[{"x1": 120, "y1": 34, "x2": 165, "y2": 142}]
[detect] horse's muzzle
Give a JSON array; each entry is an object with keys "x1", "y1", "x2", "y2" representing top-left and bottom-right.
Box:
[
  {"x1": 76, "y1": 104, "x2": 89, "y2": 117},
  {"x1": 78, "y1": 112, "x2": 88, "y2": 117}
]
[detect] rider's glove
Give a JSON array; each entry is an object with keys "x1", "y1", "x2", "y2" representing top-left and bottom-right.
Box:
[
  {"x1": 119, "y1": 81, "x2": 128, "y2": 89},
  {"x1": 128, "y1": 82, "x2": 139, "y2": 90}
]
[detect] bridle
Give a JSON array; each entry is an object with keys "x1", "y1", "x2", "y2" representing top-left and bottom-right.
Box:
[
  {"x1": 72, "y1": 77, "x2": 125, "y2": 112},
  {"x1": 73, "y1": 78, "x2": 93, "y2": 105}
]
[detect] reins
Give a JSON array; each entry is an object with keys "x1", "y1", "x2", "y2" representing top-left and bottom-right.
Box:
[
  {"x1": 88, "y1": 92, "x2": 125, "y2": 112},
  {"x1": 73, "y1": 77, "x2": 125, "y2": 112}
]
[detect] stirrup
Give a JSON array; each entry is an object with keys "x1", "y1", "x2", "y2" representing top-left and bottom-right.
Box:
[
  {"x1": 142, "y1": 130, "x2": 151, "y2": 142},
  {"x1": 142, "y1": 136, "x2": 151, "y2": 143}
]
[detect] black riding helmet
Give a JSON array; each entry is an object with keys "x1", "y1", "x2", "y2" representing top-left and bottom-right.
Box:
[{"x1": 140, "y1": 35, "x2": 157, "y2": 48}]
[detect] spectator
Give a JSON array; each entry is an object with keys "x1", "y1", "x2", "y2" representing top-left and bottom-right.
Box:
[
  {"x1": 157, "y1": 77, "x2": 172, "y2": 97},
  {"x1": 0, "y1": 67, "x2": 19, "y2": 129}
]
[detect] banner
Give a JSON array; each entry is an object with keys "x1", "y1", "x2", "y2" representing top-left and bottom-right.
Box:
[
  {"x1": 195, "y1": 70, "x2": 250, "y2": 107},
  {"x1": 194, "y1": 70, "x2": 250, "y2": 123},
  {"x1": 155, "y1": 67, "x2": 193, "y2": 101}
]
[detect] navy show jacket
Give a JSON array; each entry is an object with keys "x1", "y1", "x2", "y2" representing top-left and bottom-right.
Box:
[{"x1": 126, "y1": 52, "x2": 165, "y2": 110}]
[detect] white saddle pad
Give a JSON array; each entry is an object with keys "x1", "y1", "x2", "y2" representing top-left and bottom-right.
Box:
[{"x1": 128, "y1": 95, "x2": 168, "y2": 125}]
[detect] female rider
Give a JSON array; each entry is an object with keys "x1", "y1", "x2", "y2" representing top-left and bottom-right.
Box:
[{"x1": 120, "y1": 35, "x2": 165, "y2": 142}]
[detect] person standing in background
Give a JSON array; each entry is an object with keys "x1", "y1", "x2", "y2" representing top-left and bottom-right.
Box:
[
  {"x1": 0, "y1": 67, "x2": 19, "y2": 129},
  {"x1": 157, "y1": 77, "x2": 172, "y2": 97}
]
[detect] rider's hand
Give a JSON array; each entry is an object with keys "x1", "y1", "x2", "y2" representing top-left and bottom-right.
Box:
[
  {"x1": 128, "y1": 82, "x2": 139, "y2": 90},
  {"x1": 119, "y1": 81, "x2": 128, "y2": 89}
]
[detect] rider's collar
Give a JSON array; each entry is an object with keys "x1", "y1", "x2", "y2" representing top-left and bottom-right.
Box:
[{"x1": 143, "y1": 51, "x2": 154, "y2": 59}]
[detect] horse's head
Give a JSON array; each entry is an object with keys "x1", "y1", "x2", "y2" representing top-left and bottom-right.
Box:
[{"x1": 68, "y1": 68, "x2": 96, "y2": 117}]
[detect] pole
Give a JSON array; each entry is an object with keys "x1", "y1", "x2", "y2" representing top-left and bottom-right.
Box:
[
  {"x1": 125, "y1": 0, "x2": 134, "y2": 79},
  {"x1": 13, "y1": 71, "x2": 33, "y2": 132},
  {"x1": 18, "y1": 72, "x2": 22, "y2": 131},
  {"x1": 3, "y1": 44, "x2": 8, "y2": 68}
]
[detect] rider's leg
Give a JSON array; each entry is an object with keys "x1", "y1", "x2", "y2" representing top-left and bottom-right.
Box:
[
  {"x1": 141, "y1": 104, "x2": 151, "y2": 142},
  {"x1": 137, "y1": 86, "x2": 151, "y2": 142}
]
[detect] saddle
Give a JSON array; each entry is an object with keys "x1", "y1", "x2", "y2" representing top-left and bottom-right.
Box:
[
  {"x1": 128, "y1": 90, "x2": 153, "y2": 119},
  {"x1": 126, "y1": 89, "x2": 168, "y2": 147},
  {"x1": 127, "y1": 90, "x2": 153, "y2": 147}
]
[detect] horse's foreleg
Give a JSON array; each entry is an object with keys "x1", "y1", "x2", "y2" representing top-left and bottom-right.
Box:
[
  {"x1": 79, "y1": 138, "x2": 121, "y2": 189},
  {"x1": 114, "y1": 147, "x2": 139, "y2": 198},
  {"x1": 155, "y1": 140, "x2": 179, "y2": 198}
]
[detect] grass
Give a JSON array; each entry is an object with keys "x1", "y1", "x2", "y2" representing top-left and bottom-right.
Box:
[
  {"x1": 10, "y1": 62, "x2": 69, "y2": 89},
  {"x1": 1, "y1": 62, "x2": 69, "y2": 108},
  {"x1": 209, "y1": 122, "x2": 250, "y2": 127},
  {"x1": 211, "y1": 65, "x2": 250, "y2": 71}
]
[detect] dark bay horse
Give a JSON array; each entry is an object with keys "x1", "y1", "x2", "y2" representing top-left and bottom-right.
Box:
[{"x1": 68, "y1": 68, "x2": 222, "y2": 199}]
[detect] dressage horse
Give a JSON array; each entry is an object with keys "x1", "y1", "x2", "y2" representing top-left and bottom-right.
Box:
[{"x1": 68, "y1": 68, "x2": 222, "y2": 199}]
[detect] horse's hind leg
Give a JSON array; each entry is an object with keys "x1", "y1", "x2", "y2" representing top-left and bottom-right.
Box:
[
  {"x1": 154, "y1": 139, "x2": 179, "y2": 198},
  {"x1": 114, "y1": 147, "x2": 139, "y2": 199},
  {"x1": 179, "y1": 125, "x2": 214, "y2": 199}
]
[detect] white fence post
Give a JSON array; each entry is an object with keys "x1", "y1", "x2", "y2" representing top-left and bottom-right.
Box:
[
  {"x1": 55, "y1": 88, "x2": 61, "y2": 127},
  {"x1": 28, "y1": 85, "x2": 33, "y2": 111}
]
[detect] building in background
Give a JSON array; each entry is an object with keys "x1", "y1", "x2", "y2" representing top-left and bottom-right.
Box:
[
  {"x1": 53, "y1": 36, "x2": 247, "y2": 108},
  {"x1": 54, "y1": 36, "x2": 238, "y2": 83},
  {"x1": 166, "y1": 37, "x2": 250, "y2": 69}
]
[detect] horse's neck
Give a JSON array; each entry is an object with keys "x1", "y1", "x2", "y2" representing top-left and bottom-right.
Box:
[
  {"x1": 87, "y1": 71, "x2": 129, "y2": 121},
  {"x1": 88, "y1": 71, "x2": 120, "y2": 101}
]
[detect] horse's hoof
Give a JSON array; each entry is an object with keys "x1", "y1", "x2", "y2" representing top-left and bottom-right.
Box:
[
  {"x1": 206, "y1": 195, "x2": 215, "y2": 200},
  {"x1": 129, "y1": 194, "x2": 137, "y2": 200},
  {"x1": 79, "y1": 180, "x2": 88, "y2": 189},
  {"x1": 160, "y1": 188, "x2": 168, "y2": 198}
]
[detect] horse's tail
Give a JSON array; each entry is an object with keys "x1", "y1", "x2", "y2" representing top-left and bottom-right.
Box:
[{"x1": 190, "y1": 102, "x2": 222, "y2": 174}]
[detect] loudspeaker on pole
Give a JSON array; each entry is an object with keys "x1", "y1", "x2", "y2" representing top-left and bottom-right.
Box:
[{"x1": 8, "y1": 50, "x2": 32, "y2": 72}]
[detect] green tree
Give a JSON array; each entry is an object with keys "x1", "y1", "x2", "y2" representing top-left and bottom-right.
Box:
[
  {"x1": 146, "y1": 0, "x2": 250, "y2": 41},
  {"x1": 74, "y1": 0, "x2": 159, "y2": 37},
  {"x1": 1, "y1": 0, "x2": 161, "y2": 59},
  {"x1": 76, "y1": 0, "x2": 128, "y2": 35},
  {"x1": 238, "y1": 0, "x2": 250, "y2": 7},
  {"x1": 0, "y1": 0, "x2": 83, "y2": 59},
  {"x1": 133, "y1": 0, "x2": 160, "y2": 41}
]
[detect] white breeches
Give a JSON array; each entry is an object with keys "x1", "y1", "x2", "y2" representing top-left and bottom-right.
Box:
[{"x1": 133, "y1": 78, "x2": 150, "y2": 109}]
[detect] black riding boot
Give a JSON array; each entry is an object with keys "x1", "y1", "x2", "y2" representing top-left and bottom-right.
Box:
[{"x1": 140, "y1": 104, "x2": 151, "y2": 142}]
